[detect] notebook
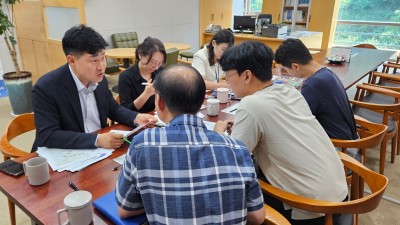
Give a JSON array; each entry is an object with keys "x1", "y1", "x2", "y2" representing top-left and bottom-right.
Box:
[{"x1": 93, "y1": 190, "x2": 148, "y2": 225}]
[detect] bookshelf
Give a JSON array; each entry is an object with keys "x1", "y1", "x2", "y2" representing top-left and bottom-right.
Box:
[{"x1": 281, "y1": 0, "x2": 311, "y2": 32}]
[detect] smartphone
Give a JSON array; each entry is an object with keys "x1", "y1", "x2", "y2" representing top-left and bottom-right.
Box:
[{"x1": 0, "y1": 160, "x2": 24, "y2": 177}]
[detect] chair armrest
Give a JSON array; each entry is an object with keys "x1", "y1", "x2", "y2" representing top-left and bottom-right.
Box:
[
  {"x1": 372, "y1": 72, "x2": 400, "y2": 82},
  {"x1": 263, "y1": 204, "x2": 291, "y2": 225},
  {"x1": 384, "y1": 62, "x2": 400, "y2": 69},
  {"x1": 356, "y1": 84, "x2": 400, "y2": 99}
]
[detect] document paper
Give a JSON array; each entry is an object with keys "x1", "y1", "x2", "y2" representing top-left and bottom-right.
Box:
[{"x1": 37, "y1": 147, "x2": 113, "y2": 172}]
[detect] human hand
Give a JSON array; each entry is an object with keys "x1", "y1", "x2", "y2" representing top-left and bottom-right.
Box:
[
  {"x1": 214, "y1": 120, "x2": 234, "y2": 134},
  {"x1": 97, "y1": 133, "x2": 124, "y2": 149},
  {"x1": 134, "y1": 113, "x2": 158, "y2": 128},
  {"x1": 143, "y1": 79, "x2": 155, "y2": 96}
]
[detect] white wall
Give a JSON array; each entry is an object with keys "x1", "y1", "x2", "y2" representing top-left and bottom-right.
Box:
[
  {"x1": 85, "y1": 0, "x2": 200, "y2": 52},
  {"x1": 0, "y1": 0, "x2": 200, "y2": 73}
]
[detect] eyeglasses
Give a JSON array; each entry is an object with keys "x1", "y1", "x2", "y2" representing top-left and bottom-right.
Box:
[{"x1": 147, "y1": 59, "x2": 163, "y2": 68}]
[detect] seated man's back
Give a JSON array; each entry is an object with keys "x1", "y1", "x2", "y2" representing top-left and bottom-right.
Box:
[
  {"x1": 217, "y1": 41, "x2": 348, "y2": 222},
  {"x1": 116, "y1": 64, "x2": 264, "y2": 224},
  {"x1": 232, "y1": 84, "x2": 348, "y2": 220}
]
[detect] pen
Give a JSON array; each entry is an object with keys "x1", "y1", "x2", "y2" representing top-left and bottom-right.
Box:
[
  {"x1": 229, "y1": 108, "x2": 237, "y2": 113},
  {"x1": 69, "y1": 181, "x2": 79, "y2": 191},
  {"x1": 122, "y1": 137, "x2": 131, "y2": 144},
  {"x1": 112, "y1": 165, "x2": 122, "y2": 171}
]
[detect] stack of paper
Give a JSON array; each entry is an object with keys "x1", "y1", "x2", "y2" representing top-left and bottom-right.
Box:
[
  {"x1": 221, "y1": 103, "x2": 240, "y2": 115},
  {"x1": 37, "y1": 147, "x2": 113, "y2": 172}
]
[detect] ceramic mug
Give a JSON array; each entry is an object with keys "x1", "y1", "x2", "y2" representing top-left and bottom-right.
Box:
[
  {"x1": 217, "y1": 87, "x2": 229, "y2": 103},
  {"x1": 57, "y1": 190, "x2": 93, "y2": 225},
  {"x1": 23, "y1": 156, "x2": 50, "y2": 186},
  {"x1": 207, "y1": 98, "x2": 220, "y2": 116}
]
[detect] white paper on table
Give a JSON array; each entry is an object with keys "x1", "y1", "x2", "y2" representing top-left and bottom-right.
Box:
[
  {"x1": 196, "y1": 112, "x2": 205, "y2": 118},
  {"x1": 113, "y1": 154, "x2": 126, "y2": 165},
  {"x1": 37, "y1": 147, "x2": 113, "y2": 172},
  {"x1": 203, "y1": 121, "x2": 216, "y2": 130},
  {"x1": 221, "y1": 103, "x2": 240, "y2": 115}
]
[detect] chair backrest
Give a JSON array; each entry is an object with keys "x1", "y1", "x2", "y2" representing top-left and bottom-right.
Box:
[
  {"x1": 258, "y1": 151, "x2": 388, "y2": 225},
  {"x1": 165, "y1": 48, "x2": 179, "y2": 67},
  {"x1": 353, "y1": 43, "x2": 377, "y2": 49},
  {"x1": 331, "y1": 116, "x2": 387, "y2": 164},
  {"x1": 0, "y1": 113, "x2": 34, "y2": 160},
  {"x1": 111, "y1": 32, "x2": 139, "y2": 48}
]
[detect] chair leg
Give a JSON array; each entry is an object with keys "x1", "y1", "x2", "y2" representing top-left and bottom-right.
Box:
[
  {"x1": 379, "y1": 139, "x2": 387, "y2": 174},
  {"x1": 392, "y1": 134, "x2": 398, "y2": 163},
  {"x1": 8, "y1": 198, "x2": 16, "y2": 225}
]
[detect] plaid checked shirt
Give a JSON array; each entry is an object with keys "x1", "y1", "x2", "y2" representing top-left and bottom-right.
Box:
[{"x1": 116, "y1": 114, "x2": 264, "y2": 225}]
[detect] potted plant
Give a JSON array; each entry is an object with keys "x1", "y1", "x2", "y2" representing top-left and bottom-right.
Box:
[{"x1": 0, "y1": 0, "x2": 32, "y2": 115}]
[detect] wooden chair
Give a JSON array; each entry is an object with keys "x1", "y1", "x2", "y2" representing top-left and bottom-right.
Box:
[
  {"x1": 0, "y1": 113, "x2": 35, "y2": 225},
  {"x1": 258, "y1": 151, "x2": 388, "y2": 225},
  {"x1": 353, "y1": 43, "x2": 377, "y2": 49},
  {"x1": 331, "y1": 116, "x2": 387, "y2": 165},
  {"x1": 264, "y1": 205, "x2": 291, "y2": 225},
  {"x1": 351, "y1": 84, "x2": 400, "y2": 174}
]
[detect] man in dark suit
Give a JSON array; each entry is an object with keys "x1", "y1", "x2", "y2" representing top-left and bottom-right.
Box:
[{"x1": 32, "y1": 24, "x2": 156, "y2": 151}]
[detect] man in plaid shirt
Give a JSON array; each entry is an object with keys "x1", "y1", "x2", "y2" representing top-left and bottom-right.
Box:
[{"x1": 116, "y1": 64, "x2": 265, "y2": 224}]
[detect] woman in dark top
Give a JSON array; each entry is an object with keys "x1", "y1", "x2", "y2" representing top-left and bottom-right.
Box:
[{"x1": 118, "y1": 37, "x2": 166, "y2": 113}]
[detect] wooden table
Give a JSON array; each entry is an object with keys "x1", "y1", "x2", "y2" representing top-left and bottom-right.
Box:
[
  {"x1": 202, "y1": 31, "x2": 323, "y2": 51},
  {"x1": 0, "y1": 98, "x2": 237, "y2": 225},
  {"x1": 105, "y1": 43, "x2": 192, "y2": 68},
  {"x1": 311, "y1": 47, "x2": 396, "y2": 89}
]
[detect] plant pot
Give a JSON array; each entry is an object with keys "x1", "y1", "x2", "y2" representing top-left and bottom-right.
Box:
[{"x1": 3, "y1": 71, "x2": 33, "y2": 115}]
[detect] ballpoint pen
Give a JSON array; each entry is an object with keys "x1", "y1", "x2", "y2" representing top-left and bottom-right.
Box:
[
  {"x1": 68, "y1": 181, "x2": 80, "y2": 191},
  {"x1": 112, "y1": 165, "x2": 122, "y2": 171}
]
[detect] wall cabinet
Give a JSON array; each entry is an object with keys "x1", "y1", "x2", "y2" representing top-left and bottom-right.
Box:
[{"x1": 199, "y1": 0, "x2": 232, "y2": 47}]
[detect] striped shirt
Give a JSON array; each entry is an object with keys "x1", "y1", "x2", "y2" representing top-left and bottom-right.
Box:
[{"x1": 116, "y1": 114, "x2": 264, "y2": 225}]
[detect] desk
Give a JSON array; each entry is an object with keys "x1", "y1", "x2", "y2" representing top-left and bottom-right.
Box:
[
  {"x1": 105, "y1": 43, "x2": 192, "y2": 68},
  {"x1": 202, "y1": 31, "x2": 323, "y2": 51},
  {"x1": 0, "y1": 98, "x2": 238, "y2": 225},
  {"x1": 312, "y1": 48, "x2": 396, "y2": 89}
]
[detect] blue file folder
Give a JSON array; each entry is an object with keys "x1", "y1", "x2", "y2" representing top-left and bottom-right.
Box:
[{"x1": 93, "y1": 190, "x2": 148, "y2": 225}]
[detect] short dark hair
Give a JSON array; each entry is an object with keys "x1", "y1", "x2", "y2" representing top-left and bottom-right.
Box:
[
  {"x1": 153, "y1": 64, "x2": 205, "y2": 115},
  {"x1": 207, "y1": 29, "x2": 234, "y2": 66},
  {"x1": 62, "y1": 24, "x2": 108, "y2": 57},
  {"x1": 135, "y1": 36, "x2": 167, "y2": 64},
  {"x1": 219, "y1": 41, "x2": 273, "y2": 82},
  {"x1": 275, "y1": 39, "x2": 313, "y2": 67}
]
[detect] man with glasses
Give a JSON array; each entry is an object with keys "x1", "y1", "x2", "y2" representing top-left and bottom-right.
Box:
[
  {"x1": 32, "y1": 24, "x2": 156, "y2": 151},
  {"x1": 214, "y1": 41, "x2": 348, "y2": 225}
]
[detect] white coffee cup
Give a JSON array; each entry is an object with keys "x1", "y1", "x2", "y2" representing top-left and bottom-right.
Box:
[
  {"x1": 23, "y1": 156, "x2": 50, "y2": 186},
  {"x1": 207, "y1": 98, "x2": 220, "y2": 116},
  {"x1": 217, "y1": 87, "x2": 229, "y2": 103},
  {"x1": 57, "y1": 190, "x2": 93, "y2": 225}
]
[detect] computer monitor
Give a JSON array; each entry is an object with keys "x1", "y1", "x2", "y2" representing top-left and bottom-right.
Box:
[
  {"x1": 233, "y1": 15, "x2": 256, "y2": 33},
  {"x1": 257, "y1": 14, "x2": 272, "y2": 26}
]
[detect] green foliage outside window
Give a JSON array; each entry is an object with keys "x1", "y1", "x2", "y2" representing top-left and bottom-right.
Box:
[
  {"x1": 334, "y1": 0, "x2": 400, "y2": 50},
  {"x1": 249, "y1": 0, "x2": 263, "y2": 12}
]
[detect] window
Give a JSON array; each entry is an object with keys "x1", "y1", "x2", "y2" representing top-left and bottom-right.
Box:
[
  {"x1": 333, "y1": 0, "x2": 400, "y2": 50},
  {"x1": 244, "y1": 0, "x2": 263, "y2": 15}
]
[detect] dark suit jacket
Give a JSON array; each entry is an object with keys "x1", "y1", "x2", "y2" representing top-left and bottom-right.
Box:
[{"x1": 32, "y1": 64, "x2": 137, "y2": 150}]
